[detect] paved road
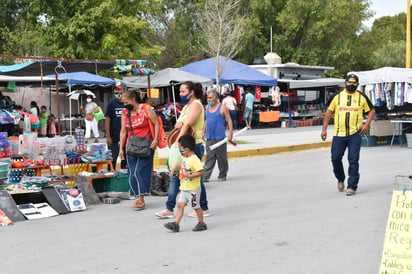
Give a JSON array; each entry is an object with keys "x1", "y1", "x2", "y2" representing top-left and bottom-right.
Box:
[{"x1": 1, "y1": 141, "x2": 410, "y2": 274}]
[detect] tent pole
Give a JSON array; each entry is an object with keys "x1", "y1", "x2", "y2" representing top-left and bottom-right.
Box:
[
  {"x1": 147, "y1": 75, "x2": 152, "y2": 105},
  {"x1": 55, "y1": 73, "x2": 62, "y2": 135},
  {"x1": 172, "y1": 84, "x2": 177, "y2": 118},
  {"x1": 69, "y1": 84, "x2": 72, "y2": 135}
]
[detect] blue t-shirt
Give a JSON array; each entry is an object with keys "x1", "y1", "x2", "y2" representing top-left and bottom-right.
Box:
[
  {"x1": 245, "y1": 93, "x2": 254, "y2": 109},
  {"x1": 105, "y1": 98, "x2": 125, "y2": 135}
]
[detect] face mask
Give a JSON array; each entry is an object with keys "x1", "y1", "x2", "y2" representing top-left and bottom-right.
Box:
[
  {"x1": 125, "y1": 104, "x2": 134, "y2": 111},
  {"x1": 345, "y1": 85, "x2": 357, "y2": 92},
  {"x1": 207, "y1": 101, "x2": 216, "y2": 106},
  {"x1": 180, "y1": 93, "x2": 192, "y2": 103},
  {"x1": 114, "y1": 93, "x2": 122, "y2": 99},
  {"x1": 179, "y1": 147, "x2": 188, "y2": 155},
  {"x1": 86, "y1": 98, "x2": 92, "y2": 103}
]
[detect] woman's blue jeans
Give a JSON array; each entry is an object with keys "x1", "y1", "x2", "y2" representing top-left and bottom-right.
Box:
[
  {"x1": 331, "y1": 132, "x2": 362, "y2": 191},
  {"x1": 165, "y1": 143, "x2": 209, "y2": 211}
]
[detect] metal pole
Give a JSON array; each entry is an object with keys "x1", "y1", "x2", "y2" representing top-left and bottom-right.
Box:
[{"x1": 55, "y1": 73, "x2": 62, "y2": 135}]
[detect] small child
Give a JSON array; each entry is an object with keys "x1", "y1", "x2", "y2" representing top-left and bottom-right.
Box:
[
  {"x1": 48, "y1": 114, "x2": 56, "y2": 137},
  {"x1": 164, "y1": 134, "x2": 207, "y2": 232},
  {"x1": 39, "y1": 106, "x2": 49, "y2": 137}
]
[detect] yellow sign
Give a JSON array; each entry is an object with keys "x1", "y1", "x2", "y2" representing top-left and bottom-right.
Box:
[
  {"x1": 150, "y1": 88, "x2": 159, "y2": 98},
  {"x1": 380, "y1": 190, "x2": 412, "y2": 273}
]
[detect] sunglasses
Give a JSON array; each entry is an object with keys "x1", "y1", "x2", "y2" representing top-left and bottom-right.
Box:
[{"x1": 347, "y1": 81, "x2": 358, "y2": 84}]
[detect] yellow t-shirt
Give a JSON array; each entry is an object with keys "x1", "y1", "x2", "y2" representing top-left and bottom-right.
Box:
[
  {"x1": 177, "y1": 100, "x2": 204, "y2": 144},
  {"x1": 179, "y1": 154, "x2": 203, "y2": 191},
  {"x1": 328, "y1": 89, "x2": 374, "y2": 136}
]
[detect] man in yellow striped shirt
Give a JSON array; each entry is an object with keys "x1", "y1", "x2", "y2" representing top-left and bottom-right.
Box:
[{"x1": 321, "y1": 74, "x2": 375, "y2": 196}]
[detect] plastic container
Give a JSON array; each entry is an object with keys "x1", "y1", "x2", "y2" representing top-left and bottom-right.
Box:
[{"x1": 10, "y1": 139, "x2": 19, "y2": 156}]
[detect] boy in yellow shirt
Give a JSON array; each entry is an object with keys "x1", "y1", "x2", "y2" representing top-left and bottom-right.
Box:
[{"x1": 164, "y1": 134, "x2": 207, "y2": 232}]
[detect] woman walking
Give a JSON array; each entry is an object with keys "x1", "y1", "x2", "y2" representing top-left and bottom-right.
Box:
[{"x1": 119, "y1": 89, "x2": 160, "y2": 210}]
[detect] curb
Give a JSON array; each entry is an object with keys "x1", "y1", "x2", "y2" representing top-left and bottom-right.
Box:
[{"x1": 157, "y1": 141, "x2": 332, "y2": 167}]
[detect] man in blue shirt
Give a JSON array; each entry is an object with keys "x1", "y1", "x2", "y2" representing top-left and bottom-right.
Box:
[
  {"x1": 203, "y1": 89, "x2": 233, "y2": 182},
  {"x1": 243, "y1": 88, "x2": 254, "y2": 129},
  {"x1": 105, "y1": 81, "x2": 127, "y2": 169}
]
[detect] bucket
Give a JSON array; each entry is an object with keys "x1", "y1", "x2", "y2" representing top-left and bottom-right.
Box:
[{"x1": 406, "y1": 134, "x2": 412, "y2": 148}]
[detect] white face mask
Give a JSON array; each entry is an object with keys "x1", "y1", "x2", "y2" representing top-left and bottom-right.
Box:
[{"x1": 86, "y1": 98, "x2": 92, "y2": 103}]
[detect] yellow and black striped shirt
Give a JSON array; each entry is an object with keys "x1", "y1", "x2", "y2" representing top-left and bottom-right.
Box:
[{"x1": 328, "y1": 90, "x2": 374, "y2": 137}]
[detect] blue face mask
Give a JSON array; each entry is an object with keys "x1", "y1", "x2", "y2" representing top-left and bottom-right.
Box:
[
  {"x1": 207, "y1": 101, "x2": 216, "y2": 106},
  {"x1": 180, "y1": 93, "x2": 192, "y2": 103}
]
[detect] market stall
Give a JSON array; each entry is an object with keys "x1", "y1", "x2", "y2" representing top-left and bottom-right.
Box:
[{"x1": 349, "y1": 67, "x2": 412, "y2": 147}]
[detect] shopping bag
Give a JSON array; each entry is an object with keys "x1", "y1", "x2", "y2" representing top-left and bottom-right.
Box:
[{"x1": 93, "y1": 106, "x2": 105, "y2": 121}]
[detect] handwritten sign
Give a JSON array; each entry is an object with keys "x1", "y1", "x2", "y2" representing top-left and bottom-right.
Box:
[{"x1": 380, "y1": 190, "x2": 412, "y2": 273}]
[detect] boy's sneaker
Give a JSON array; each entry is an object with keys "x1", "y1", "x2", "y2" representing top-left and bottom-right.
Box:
[
  {"x1": 164, "y1": 222, "x2": 179, "y2": 232},
  {"x1": 188, "y1": 209, "x2": 211, "y2": 218},
  {"x1": 192, "y1": 222, "x2": 207, "y2": 232},
  {"x1": 155, "y1": 209, "x2": 174, "y2": 219}
]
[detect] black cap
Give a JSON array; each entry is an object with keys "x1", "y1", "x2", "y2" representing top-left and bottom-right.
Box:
[{"x1": 345, "y1": 73, "x2": 359, "y2": 83}]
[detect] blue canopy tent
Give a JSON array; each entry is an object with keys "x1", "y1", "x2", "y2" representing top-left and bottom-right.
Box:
[
  {"x1": 45, "y1": 71, "x2": 115, "y2": 85},
  {"x1": 180, "y1": 56, "x2": 278, "y2": 86},
  {"x1": 45, "y1": 71, "x2": 116, "y2": 135}
]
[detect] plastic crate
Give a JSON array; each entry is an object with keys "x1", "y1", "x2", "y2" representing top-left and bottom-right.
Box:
[{"x1": 93, "y1": 174, "x2": 130, "y2": 193}]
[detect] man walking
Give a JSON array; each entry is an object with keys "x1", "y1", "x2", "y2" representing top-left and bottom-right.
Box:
[
  {"x1": 105, "y1": 80, "x2": 127, "y2": 169},
  {"x1": 243, "y1": 87, "x2": 254, "y2": 129},
  {"x1": 321, "y1": 74, "x2": 375, "y2": 196},
  {"x1": 203, "y1": 89, "x2": 233, "y2": 182}
]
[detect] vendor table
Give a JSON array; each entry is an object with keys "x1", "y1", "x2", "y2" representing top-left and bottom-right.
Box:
[{"x1": 390, "y1": 120, "x2": 412, "y2": 147}]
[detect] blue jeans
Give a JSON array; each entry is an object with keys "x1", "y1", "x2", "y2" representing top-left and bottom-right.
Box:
[
  {"x1": 127, "y1": 150, "x2": 154, "y2": 196},
  {"x1": 229, "y1": 110, "x2": 238, "y2": 129},
  {"x1": 165, "y1": 143, "x2": 209, "y2": 211},
  {"x1": 331, "y1": 132, "x2": 362, "y2": 191}
]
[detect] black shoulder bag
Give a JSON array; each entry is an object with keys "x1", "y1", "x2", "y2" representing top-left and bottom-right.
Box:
[{"x1": 126, "y1": 110, "x2": 152, "y2": 157}]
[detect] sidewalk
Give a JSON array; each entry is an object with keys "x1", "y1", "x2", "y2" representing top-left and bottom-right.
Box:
[{"x1": 156, "y1": 125, "x2": 333, "y2": 165}]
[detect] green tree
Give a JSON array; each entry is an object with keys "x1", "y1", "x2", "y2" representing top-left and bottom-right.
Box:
[
  {"x1": 16, "y1": 0, "x2": 162, "y2": 60},
  {"x1": 373, "y1": 40, "x2": 406, "y2": 68},
  {"x1": 236, "y1": 0, "x2": 284, "y2": 65},
  {"x1": 273, "y1": 0, "x2": 371, "y2": 76},
  {"x1": 359, "y1": 13, "x2": 410, "y2": 69}
]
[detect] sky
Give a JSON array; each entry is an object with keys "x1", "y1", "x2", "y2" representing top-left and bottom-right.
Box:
[{"x1": 365, "y1": 0, "x2": 407, "y2": 27}]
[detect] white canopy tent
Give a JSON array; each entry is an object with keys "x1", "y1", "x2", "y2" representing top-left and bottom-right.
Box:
[
  {"x1": 124, "y1": 68, "x2": 213, "y2": 117},
  {"x1": 278, "y1": 78, "x2": 345, "y2": 89},
  {"x1": 349, "y1": 67, "x2": 412, "y2": 85}
]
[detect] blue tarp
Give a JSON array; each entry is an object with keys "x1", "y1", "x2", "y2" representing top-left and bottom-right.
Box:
[
  {"x1": 45, "y1": 71, "x2": 115, "y2": 85},
  {"x1": 180, "y1": 56, "x2": 277, "y2": 86},
  {"x1": 0, "y1": 62, "x2": 35, "y2": 73}
]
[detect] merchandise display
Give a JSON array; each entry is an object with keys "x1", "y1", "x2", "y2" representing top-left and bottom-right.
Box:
[{"x1": 0, "y1": 130, "x2": 129, "y2": 224}]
